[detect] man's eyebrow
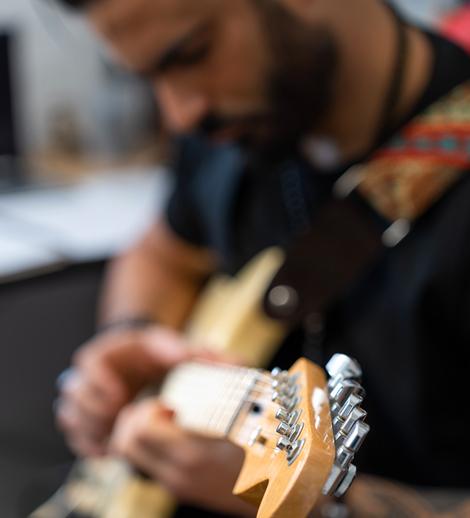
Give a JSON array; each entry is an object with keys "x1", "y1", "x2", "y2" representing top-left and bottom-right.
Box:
[{"x1": 137, "y1": 23, "x2": 210, "y2": 78}]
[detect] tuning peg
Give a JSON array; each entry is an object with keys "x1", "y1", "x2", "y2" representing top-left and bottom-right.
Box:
[
  {"x1": 333, "y1": 464, "x2": 357, "y2": 498},
  {"x1": 285, "y1": 395, "x2": 301, "y2": 413},
  {"x1": 334, "y1": 406, "x2": 367, "y2": 447},
  {"x1": 335, "y1": 445, "x2": 354, "y2": 471},
  {"x1": 276, "y1": 408, "x2": 290, "y2": 422},
  {"x1": 284, "y1": 384, "x2": 299, "y2": 399},
  {"x1": 272, "y1": 392, "x2": 290, "y2": 408},
  {"x1": 276, "y1": 437, "x2": 293, "y2": 452},
  {"x1": 271, "y1": 367, "x2": 288, "y2": 381},
  {"x1": 329, "y1": 379, "x2": 365, "y2": 417},
  {"x1": 288, "y1": 409, "x2": 302, "y2": 426},
  {"x1": 276, "y1": 421, "x2": 294, "y2": 437},
  {"x1": 277, "y1": 421, "x2": 304, "y2": 442},
  {"x1": 322, "y1": 463, "x2": 348, "y2": 496},
  {"x1": 332, "y1": 393, "x2": 363, "y2": 435},
  {"x1": 326, "y1": 354, "x2": 362, "y2": 382},
  {"x1": 271, "y1": 380, "x2": 287, "y2": 394},
  {"x1": 338, "y1": 393, "x2": 363, "y2": 419},
  {"x1": 285, "y1": 373, "x2": 300, "y2": 386},
  {"x1": 276, "y1": 408, "x2": 302, "y2": 427},
  {"x1": 272, "y1": 380, "x2": 299, "y2": 400},
  {"x1": 343, "y1": 420, "x2": 370, "y2": 454}
]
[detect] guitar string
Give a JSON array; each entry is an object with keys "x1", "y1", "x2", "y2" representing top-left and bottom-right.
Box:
[
  {"x1": 162, "y1": 376, "x2": 295, "y2": 455},
  {"x1": 173, "y1": 390, "x2": 278, "y2": 433},
  {"x1": 165, "y1": 389, "x2": 283, "y2": 420},
  {"x1": 163, "y1": 375, "x2": 300, "y2": 459},
  {"x1": 165, "y1": 381, "x2": 285, "y2": 424},
  {"x1": 166, "y1": 367, "x2": 263, "y2": 432},
  {"x1": 160, "y1": 363, "x2": 299, "y2": 437}
]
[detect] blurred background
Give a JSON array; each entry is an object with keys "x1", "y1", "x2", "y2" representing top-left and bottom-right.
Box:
[{"x1": 0, "y1": 0, "x2": 468, "y2": 516}]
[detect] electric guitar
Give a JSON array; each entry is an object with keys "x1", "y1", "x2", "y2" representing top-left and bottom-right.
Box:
[{"x1": 30, "y1": 248, "x2": 369, "y2": 518}]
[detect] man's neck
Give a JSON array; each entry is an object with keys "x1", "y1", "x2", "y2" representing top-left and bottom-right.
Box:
[{"x1": 310, "y1": 0, "x2": 433, "y2": 164}]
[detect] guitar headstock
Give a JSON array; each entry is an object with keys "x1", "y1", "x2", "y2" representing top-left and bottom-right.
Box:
[
  {"x1": 231, "y1": 355, "x2": 369, "y2": 518},
  {"x1": 230, "y1": 358, "x2": 335, "y2": 518}
]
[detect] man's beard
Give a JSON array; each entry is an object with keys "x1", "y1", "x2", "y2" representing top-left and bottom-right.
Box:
[{"x1": 199, "y1": 0, "x2": 338, "y2": 165}]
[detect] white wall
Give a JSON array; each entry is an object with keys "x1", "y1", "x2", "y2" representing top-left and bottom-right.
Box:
[{"x1": 0, "y1": 0, "x2": 108, "y2": 152}]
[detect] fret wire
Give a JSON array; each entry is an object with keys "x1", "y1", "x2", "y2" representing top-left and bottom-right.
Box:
[
  {"x1": 206, "y1": 367, "x2": 237, "y2": 433},
  {"x1": 165, "y1": 361, "x2": 272, "y2": 383},
  {"x1": 202, "y1": 366, "x2": 231, "y2": 430},
  {"x1": 174, "y1": 365, "x2": 254, "y2": 434},
  {"x1": 218, "y1": 371, "x2": 247, "y2": 433},
  {"x1": 160, "y1": 362, "x2": 280, "y2": 436},
  {"x1": 211, "y1": 369, "x2": 256, "y2": 435},
  {"x1": 224, "y1": 374, "x2": 260, "y2": 436},
  {"x1": 169, "y1": 390, "x2": 279, "y2": 418}
]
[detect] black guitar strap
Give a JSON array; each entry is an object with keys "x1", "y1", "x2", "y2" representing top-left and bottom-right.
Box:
[{"x1": 263, "y1": 80, "x2": 470, "y2": 327}]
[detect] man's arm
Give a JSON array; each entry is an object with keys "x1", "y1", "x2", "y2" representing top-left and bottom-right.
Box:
[
  {"x1": 99, "y1": 218, "x2": 217, "y2": 329},
  {"x1": 312, "y1": 475, "x2": 470, "y2": 518}
]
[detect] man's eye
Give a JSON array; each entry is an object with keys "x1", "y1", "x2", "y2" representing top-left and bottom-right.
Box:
[{"x1": 177, "y1": 44, "x2": 211, "y2": 66}]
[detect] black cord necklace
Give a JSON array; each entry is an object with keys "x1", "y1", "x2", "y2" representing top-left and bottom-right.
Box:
[{"x1": 376, "y1": 7, "x2": 409, "y2": 145}]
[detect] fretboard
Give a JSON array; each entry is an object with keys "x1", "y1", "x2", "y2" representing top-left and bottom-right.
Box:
[{"x1": 160, "y1": 362, "x2": 262, "y2": 438}]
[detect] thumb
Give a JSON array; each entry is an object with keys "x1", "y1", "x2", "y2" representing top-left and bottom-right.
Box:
[{"x1": 142, "y1": 327, "x2": 191, "y2": 368}]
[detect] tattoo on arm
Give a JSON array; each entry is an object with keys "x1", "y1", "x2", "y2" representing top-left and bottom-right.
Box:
[{"x1": 312, "y1": 475, "x2": 470, "y2": 518}]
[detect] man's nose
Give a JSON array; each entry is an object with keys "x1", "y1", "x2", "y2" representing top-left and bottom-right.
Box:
[{"x1": 155, "y1": 80, "x2": 210, "y2": 134}]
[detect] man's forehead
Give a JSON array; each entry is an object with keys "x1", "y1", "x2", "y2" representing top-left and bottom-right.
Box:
[{"x1": 88, "y1": 0, "x2": 224, "y2": 70}]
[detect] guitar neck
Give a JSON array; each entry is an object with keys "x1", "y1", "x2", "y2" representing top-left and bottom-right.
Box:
[{"x1": 160, "y1": 361, "x2": 266, "y2": 442}]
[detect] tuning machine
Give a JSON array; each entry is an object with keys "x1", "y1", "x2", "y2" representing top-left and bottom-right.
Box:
[
  {"x1": 271, "y1": 366, "x2": 305, "y2": 464},
  {"x1": 275, "y1": 436, "x2": 306, "y2": 466},
  {"x1": 275, "y1": 408, "x2": 302, "y2": 427},
  {"x1": 322, "y1": 354, "x2": 369, "y2": 498},
  {"x1": 322, "y1": 420, "x2": 370, "y2": 497}
]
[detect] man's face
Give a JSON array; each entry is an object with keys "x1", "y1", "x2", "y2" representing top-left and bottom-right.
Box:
[{"x1": 89, "y1": 0, "x2": 337, "y2": 159}]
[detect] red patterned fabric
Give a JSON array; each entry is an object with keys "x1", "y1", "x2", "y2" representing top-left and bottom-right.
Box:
[{"x1": 356, "y1": 82, "x2": 470, "y2": 222}]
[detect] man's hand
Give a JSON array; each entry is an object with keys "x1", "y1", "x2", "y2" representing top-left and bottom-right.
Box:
[
  {"x1": 55, "y1": 326, "x2": 191, "y2": 456},
  {"x1": 109, "y1": 398, "x2": 259, "y2": 517}
]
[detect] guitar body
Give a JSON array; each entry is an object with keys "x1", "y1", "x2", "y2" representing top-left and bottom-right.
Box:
[{"x1": 186, "y1": 246, "x2": 286, "y2": 366}]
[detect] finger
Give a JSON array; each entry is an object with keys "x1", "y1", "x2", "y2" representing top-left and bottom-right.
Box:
[
  {"x1": 108, "y1": 403, "x2": 190, "y2": 491},
  {"x1": 109, "y1": 400, "x2": 181, "y2": 461},
  {"x1": 73, "y1": 349, "x2": 128, "y2": 406},
  {"x1": 60, "y1": 368, "x2": 122, "y2": 421},
  {"x1": 109, "y1": 399, "x2": 222, "y2": 474},
  {"x1": 55, "y1": 396, "x2": 113, "y2": 440},
  {"x1": 141, "y1": 327, "x2": 192, "y2": 368},
  {"x1": 65, "y1": 430, "x2": 107, "y2": 457}
]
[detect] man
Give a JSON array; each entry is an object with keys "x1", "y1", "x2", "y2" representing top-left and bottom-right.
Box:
[{"x1": 55, "y1": 0, "x2": 470, "y2": 515}]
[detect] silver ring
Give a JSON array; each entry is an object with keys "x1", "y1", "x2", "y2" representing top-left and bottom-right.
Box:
[{"x1": 55, "y1": 366, "x2": 78, "y2": 391}]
